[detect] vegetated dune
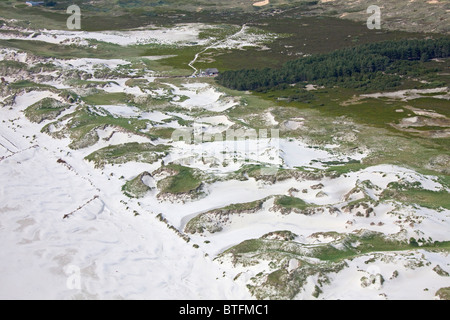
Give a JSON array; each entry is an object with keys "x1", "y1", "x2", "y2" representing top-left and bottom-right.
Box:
[
  {"x1": 0, "y1": 15, "x2": 449, "y2": 300},
  {"x1": 319, "y1": 0, "x2": 449, "y2": 34}
]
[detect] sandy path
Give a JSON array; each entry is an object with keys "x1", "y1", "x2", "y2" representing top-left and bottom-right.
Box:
[{"x1": 188, "y1": 24, "x2": 247, "y2": 76}]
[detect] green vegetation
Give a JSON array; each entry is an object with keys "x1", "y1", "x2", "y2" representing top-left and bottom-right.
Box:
[
  {"x1": 185, "y1": 199, "x2": 265, "y2": 234},
  {"x1": 436, "y1": 287, "x2": 450, "y2": 300},
  {"x1": 380, "y1": 181, "x2": 450, "y2": 210},
  {"x1": 221, "y1": 200, "x2": 265, "y2": 213},
  {"x1": 198, "y1": 24, "x2": 241, "y2": 40},
  {"x1": 247, "y1": 82, "x2": 449, "y2": 179},
  {"x1": 147, "y1": 127, "x2": 176, "y2": 140},
  {"x1": 433, "y1": 265, "x2": 450, "y2": 277},
  {"x1": 24, "y1": 97, "x2": 69, "y2": 123},
  {"x1": 122, "y1": 172, "x2": 153, "y2": 198},
  {"x1": 0, "y1": 0, "x2": 448, "y2": 301},
  {"x1": 0, "y1": 60, "x2": 28, "y2": 74},
  {"x1": 220, "y1": 231, "x2": 345, "y2": 299},
  {"x1": 217, "y1": 38, "x2": 450, "y2": 92},
  {"x1": 261, "y1": 230, "x2": 298, "y2": 241},
  {"x1": 65, "y1": 106, "x2": 150, "y2": 149},
  {"x1": 220, "y1": 229, "x2": 450, "y2": 299},
  {"x1": 82, "y1": 92, "x2": 130, "y2": 106},
  {"x1": 9, "y1": 80, "x2": 54, "y2": 90},
  {"x1": 224, "y1": 230, "x2": 450, "y2": 263},
  {"x1": 275, "y1": 196, "x2": 310, "y2": 211},
  {"x1": 228, "y1": 164, "x2": 323, "y2": 184},
  {"x1": 142, "y1": 45, "x2": 203, "y2": 73},
  {"x1": 157, "y1": 164, "x2": 203, "y2": 195},
  {"x1": 248, "y1": 259, "x2": 344, "y2": 300},
  {"x1": 85, "y1": 142, "x2": 169, "y2": 168},
  {"x1": 326, "y1": 162, "x2": 370, "y2": 176},
  {"x1": 314, "y1": 232, "x2": 450, "y2": 262},
  {"x1": 1, "y1": 0, "x2": 448, "y2": 35},
  {"x1": 0, "y1": 38, "x2": 143, "y2": 60}
]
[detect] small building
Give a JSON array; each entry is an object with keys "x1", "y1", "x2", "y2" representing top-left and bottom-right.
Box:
[
  {"x1": 25, "y1": 1, "x2": 44, "y2": 6},
  {"x1": 203, "y1": 68, "x2": 219, "y2": 77}
]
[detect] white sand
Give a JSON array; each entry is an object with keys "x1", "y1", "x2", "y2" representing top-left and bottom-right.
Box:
[
  {"x1": 0, "y1": 24, "x2": 212, "y2": 47},
  {"x1": 0, "y1": 113, "x2": 250, "y2": 300}
]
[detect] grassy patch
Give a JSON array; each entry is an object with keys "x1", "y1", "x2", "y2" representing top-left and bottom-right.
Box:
[
  {"x1": 380, "y1": 181, "x2": 450, "y2": 210},
  {"x1": 250, "y1": 85, "x2": 449, "y2": 176},
  {"x1": 0, "y1": 38, "x2": 145, "y2": 60},
  {"x1": 24, "y1": 97, "x2": 69, "y2": 123},
  {"x1": 222, "y1": 200, "x2": 265, "y2": 212},
  {"x1": 122, "y1": 172, "x2": 153, "y2": 198},
  {"x1": 66, "y1": 106, "x2": 151, "y2": 149},
  {"x1": 227, "y1": 239, "x2": 265, "y2": 255},
  {"x1": 185, "y1": 198, "x2": 265, "y2": 234},
  {"x1": 275, "y1": 196, "x2": 310, "y2": 211},
  {"x1": 147, "y1": 127, "x2": 176, "y2": 140},
  {"x1": 0, "y1": 60, "x2": 28, "y2": 74},
  {"x1": 326, "y1": 162, "x2": 370, "y2": 176},
  {"x1": 142, "y1": 45, "x2": 203, "y2": 73},
  {"x1": 85, "y1": 142, "x2": 168, "y2": 168},
  {"x1": 266, "y1": 269, "x2": 289, "y2": 288},
  {"x1": 224, "y1": 230, "x2": 450, "y2": 263},
  {"x1": 436, "y1": 287, "x2": 450, "y2": 300},
  {"x1": 408, "y1": 97, "x2": 450, "y2": 118},
  {"x1": 221, "y1": 229, "x2": 450, "y2": 299},
  {"x1": 82, "y1": 92, "x2": 131, "y2": 106},
  {"x1": 261, "y1": 230, "x2": 298, "y2": 241},
  {"x1": 9, "y1": 80, "x2": 55, "y2": 90},
  {"x1": 158, "y1": 164, "x2": 203, "y2": 195},
  {"x1": 315, "y1": 232, "x2": 450, "y2": 262}
]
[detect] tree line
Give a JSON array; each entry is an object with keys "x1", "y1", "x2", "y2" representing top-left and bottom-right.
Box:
[{"x1": 216, "y1": 38, "x2": 450, "y2": 92}]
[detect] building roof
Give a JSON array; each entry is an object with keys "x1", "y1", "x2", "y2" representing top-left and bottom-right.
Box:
[
  {"x1": 26, "y1": 1, "x2": 44, "y2": 5},
  {"x1": 204, "y1": 68, "x2": 219, "y2": 74}
]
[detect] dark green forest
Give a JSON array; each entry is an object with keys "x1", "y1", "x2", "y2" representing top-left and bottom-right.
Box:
[{"x1": 216, "y1": 38, "x2": 450, "y2": 92}]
